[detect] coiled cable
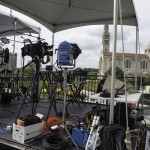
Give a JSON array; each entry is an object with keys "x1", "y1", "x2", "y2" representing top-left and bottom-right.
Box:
[{"x1": 42, "y1": 133, "x2": 68, "y2": 150}]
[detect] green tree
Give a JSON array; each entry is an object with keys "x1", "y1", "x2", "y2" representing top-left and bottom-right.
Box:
[
  {"x1": 73, "y1": 67, "x2": 98, "y2": 75},
  {"x1": 19, "y1": 60, "x2": 35, "y2": 76},
  {"x1": 104, "y1": 66, "x2": 124, "y2": 77},
  {"x1": 143, "y1": 76, "x2": 150, "y2": 86},
  {"x1": 74, "y1": 67, "x2": 83, "y2": 71}
]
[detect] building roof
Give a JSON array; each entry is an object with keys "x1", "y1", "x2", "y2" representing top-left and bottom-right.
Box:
[{"x1": 103, "y1": 52, "x2": 149, "y2": 58}]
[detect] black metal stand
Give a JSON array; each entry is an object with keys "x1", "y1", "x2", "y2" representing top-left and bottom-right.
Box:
[{"x1": 15, "y1": 57, "x2": 58, "y2": 122}]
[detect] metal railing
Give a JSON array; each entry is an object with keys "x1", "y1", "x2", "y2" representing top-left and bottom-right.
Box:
[{"x1": 0, "y1": 72, "x2": 147, "y2": 102}]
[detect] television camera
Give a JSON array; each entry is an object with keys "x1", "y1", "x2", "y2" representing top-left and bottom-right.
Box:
[{"x1": 21, "y1": 39, "x2": 53, "y2": 64}]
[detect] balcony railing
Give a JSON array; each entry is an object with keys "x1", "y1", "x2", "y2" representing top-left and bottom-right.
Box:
[{"x1": 0, "y1": 72, "x2": 148, "y2": 103}]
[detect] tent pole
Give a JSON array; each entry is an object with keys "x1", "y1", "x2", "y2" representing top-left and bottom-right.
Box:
[
  {"x1": 109, "y1": 0, "x2": 119, "y2": 124},
  {"x1": 51, "y1": 32, "x2": 55, "y2": 66},
  {"x1": 11, "y1": 18, "x2": 17, "y2": 92},
  {"x1": 135, "y1": 26, "x2": 139, "y2": 91}
]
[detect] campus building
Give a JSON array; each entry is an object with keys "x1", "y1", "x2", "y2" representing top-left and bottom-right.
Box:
[{"x1": 98, "y1": 25, "x2": 150, "y2": 77}]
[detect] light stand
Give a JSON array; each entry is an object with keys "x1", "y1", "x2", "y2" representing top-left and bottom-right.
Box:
[
  {"x1": 11, "y1": 18, "x2": 17, "y2": 93},
  {"x1": 56, "y1": 41, "x2": 81, "y2": 122},
  {"x1": 62, "y1": 69, "x2": 68, "y2": 122}
]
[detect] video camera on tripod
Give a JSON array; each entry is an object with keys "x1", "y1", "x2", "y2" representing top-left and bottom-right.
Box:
[{"x1": 21, "y1": 39, "x2": 53, "y2": 64}]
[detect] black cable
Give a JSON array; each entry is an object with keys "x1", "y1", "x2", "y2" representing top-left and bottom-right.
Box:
[
  {"x1": 102, "y1": 124, "x2": 125, "y2": 150},
  {"x1": 41, "y1": 133, "x2": 68, "y2": 150}
]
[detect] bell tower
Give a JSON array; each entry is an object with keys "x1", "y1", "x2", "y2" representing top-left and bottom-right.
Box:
[{"x1": 102, "y1": 25, "x2": 110, "y2": 52}]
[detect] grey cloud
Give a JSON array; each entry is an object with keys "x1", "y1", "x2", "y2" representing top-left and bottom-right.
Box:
[
  {"x1": 76, "y1": 51, "x2": 100, "y2": 68},
  {"x1": 55, "y1": 27, "x2": 101, "y2": 51}
]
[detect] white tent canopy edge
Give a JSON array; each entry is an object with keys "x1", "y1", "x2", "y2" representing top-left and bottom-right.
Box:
[
  {"x1": 0, "y1": 0, "x2": 138, "y2": 33},
  {"x1": 0, "y1": 10, "x2": 41, "y2": 37}
]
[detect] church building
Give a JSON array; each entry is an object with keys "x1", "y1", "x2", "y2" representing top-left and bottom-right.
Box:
[{"x1": 98, "y1": 25, "x2": 150, "y2": 77}]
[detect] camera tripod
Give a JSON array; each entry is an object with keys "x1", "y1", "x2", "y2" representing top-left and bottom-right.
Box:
[{"x1": 16, "y1": 57, "x2": 58, "y2": 121}]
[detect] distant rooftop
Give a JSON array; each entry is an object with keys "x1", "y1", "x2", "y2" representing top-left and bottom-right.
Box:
[{"x1": 103, "y1": 52, "x2": 149, "y2": 58}]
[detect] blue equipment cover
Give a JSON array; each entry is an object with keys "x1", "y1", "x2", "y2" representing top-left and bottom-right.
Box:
[
  {"x1": 72, "y1": 128, "x2": 89, "y2": 147},
  {"x1": 57, "y1": 41, "x2": 73, "y2": 65}
]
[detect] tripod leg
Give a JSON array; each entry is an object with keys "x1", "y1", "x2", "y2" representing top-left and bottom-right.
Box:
[
  {"x1": 15, "y1": 94, "x2": 28, "y2": 123},
  {"x1": 45, "y1": 96, "x2": 57, "y2": 120},
  {"x1": 40, "y1": 71, "x2": 58, "y2": 116},
  {"x1": 47, "y1": 85, "x2": 58, "y2": 116},
  {"x1": 30, "y1": 69, "x2": 41, "y2": 115},
  {"x1": 64, "y1": 126, "x2": 79, "y2": 150},
  {"x1": 17, "y1": 86, "x2": 29, "y2": 106}
]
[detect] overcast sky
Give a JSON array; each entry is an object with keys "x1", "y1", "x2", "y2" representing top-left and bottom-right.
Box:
[{"x1": 0, "y1": 0, "x2": 150, "y2": 69}]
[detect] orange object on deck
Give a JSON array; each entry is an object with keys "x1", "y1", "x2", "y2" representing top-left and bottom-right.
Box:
[{"x1": 44, "y1": 117, "x2": 63, "y2": 133}]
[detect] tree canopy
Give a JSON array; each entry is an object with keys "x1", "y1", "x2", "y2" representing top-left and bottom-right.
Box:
[
  {"x1": 18, "y1": 60, "x2": 35, "y2": 76},
  {"x1": 74, "y1": 67, "x2": 98, "y2": 76},
  {"x1": 104, "y1": 66, "x2": 124, "y2": 77}
]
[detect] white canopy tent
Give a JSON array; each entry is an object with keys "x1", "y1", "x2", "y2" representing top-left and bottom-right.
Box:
[
  {"x1": 0, "y1": 10, "x2": 41, "y2": 37},
  {"x1": 0, "y1": 0, "x2": 139, "y2": 124},
  {"x1": 0, "y1": 0, "x2": 138, "y2": 33}
]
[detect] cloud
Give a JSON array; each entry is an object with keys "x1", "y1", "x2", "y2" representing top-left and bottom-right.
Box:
[
  {"x1": 55, "y1": 26, "x2": 102, "y2": 51},
  {"x1": 76, "y1": 49, "x2": 100, "y2": 68}
]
